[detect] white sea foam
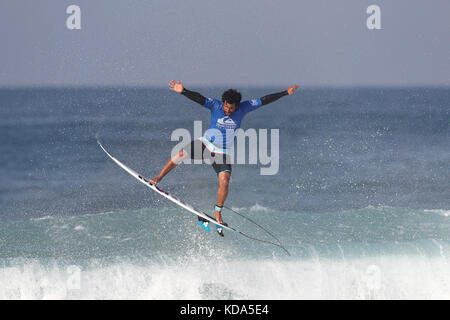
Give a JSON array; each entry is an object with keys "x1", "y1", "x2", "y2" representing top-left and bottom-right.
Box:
[
  {"x1": 30, "y1": 216, "x2": 53, "y2": 221},
  {"x1": 1, "y1": 254, "x2": 450, "y2": 300},
  {"x1": 424, "y1": 209, "x2": 450, "y2": 217},
  {"x1": 249, "y1": 203, "x2": 271, "y2": 212}
]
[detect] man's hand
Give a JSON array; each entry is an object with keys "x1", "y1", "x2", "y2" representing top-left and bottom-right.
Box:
[
  {"x1": 169, "y1": 80, "x2": 184, "y2": 93},
  {"x1": 287, "y1": 85, "x2": 299, "y2": 95}
]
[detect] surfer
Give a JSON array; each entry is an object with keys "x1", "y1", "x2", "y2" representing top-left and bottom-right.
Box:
[{"x1": 150, "y1": 80, "x2": 299, "y2": 236}]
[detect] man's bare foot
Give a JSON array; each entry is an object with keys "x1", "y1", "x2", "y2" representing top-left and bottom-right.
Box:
[
  {"x1": 215, "y1": 211, "x2": 224, "y2": 224},
  {"x1": 149, "y1": 176, "x2": 161, "y2": 185}
]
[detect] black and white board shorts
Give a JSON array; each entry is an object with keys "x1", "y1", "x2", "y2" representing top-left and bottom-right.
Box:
[{"x1": 183, "y1": 138, "x2": 232, "y2": 175}]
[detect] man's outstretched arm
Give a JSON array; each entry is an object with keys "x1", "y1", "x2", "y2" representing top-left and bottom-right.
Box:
[
  {"x1": 260, "y1": 85, "x2": 299, "y2": 106},
  {"x1": 169, "y1": 80, "x2": 206, "y2": 105}
]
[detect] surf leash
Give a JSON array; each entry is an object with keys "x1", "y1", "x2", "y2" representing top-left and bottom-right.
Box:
[{"x1": 223, "y1": 205, "x2": 291, "y2": 256}]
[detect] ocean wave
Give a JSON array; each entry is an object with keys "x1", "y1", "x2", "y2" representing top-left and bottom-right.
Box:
[
  {"x1": 3, "y1": 206, "x2": 450, "y2": 260},
  {"x1": 1, "y1": 253, "x2": 450, "y2": 299},
  {"x1": 424, "y1": 209, "x2": 450, "y2": 217},
  {"x1": 2, "y1": 206, "x2": 450, "y2": 299}
]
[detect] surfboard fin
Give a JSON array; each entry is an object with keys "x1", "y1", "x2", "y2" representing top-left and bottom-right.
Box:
[
  {"x1": 216, "y1": 225, "x2": 224, "y2": 237},
  {"x1": 198, "y1": 217, "x2": 210, "y2": 232}
]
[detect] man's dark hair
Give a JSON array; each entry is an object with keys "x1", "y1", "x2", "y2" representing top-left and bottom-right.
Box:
[{"x1": 222, "y1": 89, "x2": 242, "y2": 106}]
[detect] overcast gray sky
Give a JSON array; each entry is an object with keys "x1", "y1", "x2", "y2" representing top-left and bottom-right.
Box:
[{"x1": 1, "y1": 0, "x2": 449, "y2": 87}]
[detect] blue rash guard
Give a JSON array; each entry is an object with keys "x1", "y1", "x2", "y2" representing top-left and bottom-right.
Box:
[
  {"x1": 180, "y1": 87, "x2": 289, "y2": 154},
  {"x1": 201, "y1": 98, "x2": 263, "y2": 151}
]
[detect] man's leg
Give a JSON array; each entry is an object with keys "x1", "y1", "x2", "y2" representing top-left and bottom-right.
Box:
[
  {"x1": 150, "y1": 150, "x2": 187, "y2": 184},
  {"x1": 215, "y1": 171, "x2": 230, "y2": 224}
]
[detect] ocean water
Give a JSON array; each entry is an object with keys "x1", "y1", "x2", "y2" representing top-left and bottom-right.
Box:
[{"x1": 0, "y1": 87, "x2": 449, "y2": 299}]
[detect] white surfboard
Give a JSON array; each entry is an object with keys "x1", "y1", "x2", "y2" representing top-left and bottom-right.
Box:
[{"x1": 98, "y1": 140, "x2": 235, "y2": 231}]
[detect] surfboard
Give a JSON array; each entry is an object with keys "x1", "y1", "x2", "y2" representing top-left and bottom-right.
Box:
[{"x1": 97, "y1": 140, "x2": 235, "y2": 231}]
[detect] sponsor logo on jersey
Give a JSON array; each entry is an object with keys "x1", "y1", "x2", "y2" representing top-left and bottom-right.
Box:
[{"x1": 216, "y1": 116, "x2": 237, "y2": 130}]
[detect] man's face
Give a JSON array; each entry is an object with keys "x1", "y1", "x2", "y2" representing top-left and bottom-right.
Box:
[{"x1": 223, "y1": 101, "x2": 237, "y2": 116}]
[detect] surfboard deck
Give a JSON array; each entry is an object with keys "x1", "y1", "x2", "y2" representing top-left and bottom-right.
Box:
[{"x1": 98, "y1": 140, "x2": 235, "y2": 231}]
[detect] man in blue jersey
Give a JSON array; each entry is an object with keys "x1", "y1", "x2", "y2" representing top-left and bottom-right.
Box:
[{"x1": 150, "y1": 80, "x2": 299, "y2": 236}]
